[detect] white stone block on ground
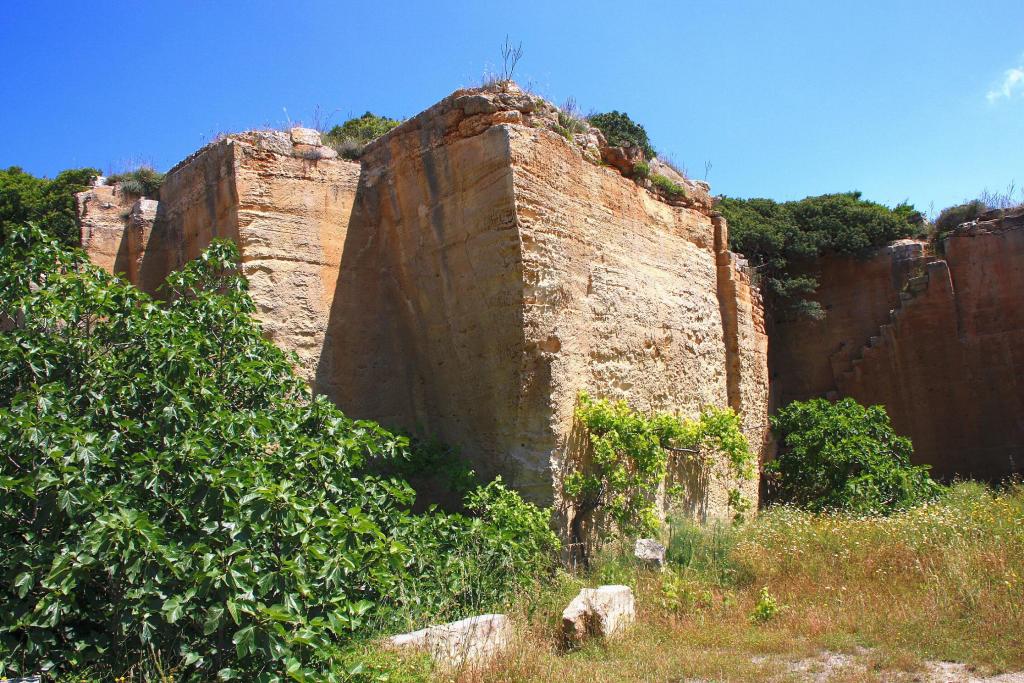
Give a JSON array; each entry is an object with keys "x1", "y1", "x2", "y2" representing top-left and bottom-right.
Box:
[
  {"x1": 562, "y1": 585, "x2": 636, "y2": 643},
  {"x1": 635, "y1": 538, "x2": 667, "y2": 568},
  {"x1": 387, "y1": 613, "x2": 512, "y2": 668}
]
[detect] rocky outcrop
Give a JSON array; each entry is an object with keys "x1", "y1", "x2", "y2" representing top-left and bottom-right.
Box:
[
  {"x1": 77, "y1": 180, "x2": 158, "y2": 284},
  {"x1": 78, "y1": 83, "x2": 770, "y2": 526},
  {"x1": 771, "y1": 208, "x2": 1024, "y2": 480}
]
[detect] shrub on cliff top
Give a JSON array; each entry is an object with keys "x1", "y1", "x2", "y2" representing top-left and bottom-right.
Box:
[
  {"x1": 323, "y1": 112, "x2": 402, "y2": 160},
  {"x1": 766, "y1": 398, "x2": 942, "y2": 514},
  {"x1": 0, "y1": 166, "x2": 99, "y2": 247},
  {"x1": 932, "y1": 199, "x2": 987, "y2": 243},
  {"x1": 651, "y1": 173, "x2": 687, "y2": 199},
  {"x1": 0, "y1": 225, "x2": 556, "y2": 680},
  {"x1": 106, "y1": 166, "x2": 164, "y2": 198},
  {"x1": 718, "y1": 192, "x2": 920, "y2": 319},
  {"x1": 587, "y1": 111, "x2": 656, "y2": 160}
]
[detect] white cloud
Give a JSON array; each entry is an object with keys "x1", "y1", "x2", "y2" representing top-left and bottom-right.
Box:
[{"x1": 987, "y1": 58, "x2": 1024, "y2": 103}]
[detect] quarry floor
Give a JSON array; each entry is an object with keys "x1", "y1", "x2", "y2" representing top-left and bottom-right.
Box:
[{"x1": 391, "y1": 482, "x2": 1024, "y2": 682}]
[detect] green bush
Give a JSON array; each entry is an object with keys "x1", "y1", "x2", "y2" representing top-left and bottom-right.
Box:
[
  {"x1": 389, "y1": 479, "x2": 558, "y2": 626},
  {"x1": 933, "y1": 199, "x2": 987, "y2": 242},
  {"x1": 766, "y1": 398, "x2": 943, "y2": 514},
  {"x1": 718, "y1": 193, "x2": 920, "y2": 319},
  {"x1": 0, "y1": 166, "x2": 99, "y2": 247},
  {"x1": 631, "y1": 161, "x2": 651, "y2": 180},
  {"x1": 106, "y1": 166, "x2": 164, "y2": 198},
  {"x1": 370, "y1": 436, "x2": 478, "y2": 512},
  {"x1": 587, "y1": 111, "x2": 655, "y2": 160},
  {"x1": 650, "y1": 173, "x2": 686, "y2": 198},
  {"x1": 323, "y1": 113, "x2": 401, "y2": 160},
  {"x1": 0, "y1": 225, "x2": 555, "y2": 680}
]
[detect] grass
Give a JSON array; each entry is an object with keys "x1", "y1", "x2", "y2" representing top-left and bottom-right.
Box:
[{"x1": 377, "y1": 481, "x2": 1024, "y2": 682}]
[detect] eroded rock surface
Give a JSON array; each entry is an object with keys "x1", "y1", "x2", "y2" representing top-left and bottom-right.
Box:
[{"x1": 772, "y1": 208, "x2": 1024, "y2": 480}]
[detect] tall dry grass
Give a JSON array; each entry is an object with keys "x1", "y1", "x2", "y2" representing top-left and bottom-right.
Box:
[{"x1": 435, "y1": 481, "x2": 1024, "y2": 682}]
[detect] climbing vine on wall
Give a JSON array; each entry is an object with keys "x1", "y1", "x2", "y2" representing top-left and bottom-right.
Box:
[{"x1": 565, "y1": 392, "x2": 755, "y2": 542}]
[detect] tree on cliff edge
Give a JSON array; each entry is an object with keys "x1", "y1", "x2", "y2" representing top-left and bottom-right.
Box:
[
  {"x1": 0, "y1": 166, "x2": 98, "y2": 247},
  {"x1": 718, "y1": 192, "x2": 921, "y2": 319}
]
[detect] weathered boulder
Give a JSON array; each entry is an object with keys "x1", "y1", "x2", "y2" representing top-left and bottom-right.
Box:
[
  {"x1": 634, "y1": 538, "x2": 667, "y2": 568},
  {"x1": 562, "y1": 585, "x2": 636, "y2": 644},
  {"x1": 600, "y1": 143, "x2": 645, "y2": 176},
  {"x1": 387, "y1": 614, "x2": 512, "y2": 668},
  {"x1": 289, "y1": 126, "x2": 322, "y2": 146}
]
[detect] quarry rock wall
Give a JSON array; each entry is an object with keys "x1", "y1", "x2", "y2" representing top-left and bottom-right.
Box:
[
  {"x1": 78, "y1": 85, "x2": 768, "y2": 524},
  {"x1": 771, "y1": 208, "x2": 1024, "y2": 480},
  {"x1": 81, "y1": 131, "x2": 360, "y2": 383}
]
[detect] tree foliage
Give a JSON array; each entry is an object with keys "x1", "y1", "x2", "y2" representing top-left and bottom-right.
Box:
[
  {"x1": 767, "y1": 398, "x2": 942, "y2": 514},
  {"x1": 0, "y1": 225, "x2": 556, "y2": 681},
  {"x1": 587, "y1": 111, "x2": 656, "y2": 160},
  {"x1": 718, "y1": 193, "x2": 920, "y2": 319},
  {"x1": 566, "y1": 393, "x2": 755, "y2": 543},
  {"x1": 0, "y1": 166, "x2": 98, "y2": 247}
]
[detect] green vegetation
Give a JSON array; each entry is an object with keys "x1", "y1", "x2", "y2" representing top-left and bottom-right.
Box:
[
  {"x1": 106, "y1": 166, "x2": 165, "y2": 198},
  {"x1": 718, "y1": 192, "x2": 920, "y2": 319},
  {"x1": 554, "y1": 111, "x2": 588, "y2": 142},
  {"x1": 650, "y1": 173, "x2": 686, "y2": 199},
  {"x1": 467, "y1": 482, "x2": 1024, "y2": 681},
  {"x1": 929, "y1": 185, "x2": 1022, "y2": 248},
  {"x1": 767, "y1": 398, "x2": 942, "y2": 514},
  {"x1": 323, "y1": 112, "x2": 402, "y2": 160},
  {"x1": 933, "y1": 199, "x2": 987, "y2": 239},
  {"x1": 630, "y1": 161, "x2": 650, "y2": 180},
  {"x1": 0, "y1": 226, "x2": 555, "y2": 681},
  {"x1": 587, "y1": 111, "x2": 656, "y2": 160},
  {"x1": 0, "y1": 166, "x2": 98, "y2": 247},
  {"x1": 566, "y1": 393, "x2": 754, "y2": 546},
  {"x1": 748, "y1": 586, "x2": 783, "y2": 623}
]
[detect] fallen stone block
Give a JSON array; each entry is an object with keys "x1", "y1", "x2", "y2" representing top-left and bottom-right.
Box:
[
  {"x1": 634, "y1": 538, "x2": 667, "y2": 568},
  {"x1": 562, "y1": 585, "x2": 636, "y2": 644},
  {"x1": 388, "y1": 613, "x2": 512, "y2": 668}
]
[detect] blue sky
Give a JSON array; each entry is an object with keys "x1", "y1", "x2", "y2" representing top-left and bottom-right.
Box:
[{"x1": 2, "y1": 0, "x2": 1022, "y2": 213}]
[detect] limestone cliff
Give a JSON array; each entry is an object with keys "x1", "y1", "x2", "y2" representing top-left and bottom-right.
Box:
[
  {"x1": 771, "y1": 208, "x2": 1024, "y2": 480},
  {"x1": 78, "y1": 84, "x2": 769, "y2": 524}
]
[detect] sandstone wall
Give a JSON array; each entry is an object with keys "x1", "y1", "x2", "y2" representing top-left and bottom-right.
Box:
[
  {"x1": 508, "y1": 125, "x2": 766, "y2": 516},
  {"x1": 771, "y1": 209, "x2": 1024, "y2": 480},
  {"x1": 79, "y1": 85, "x2": 771, "y2": 524},
  {"x1": 78, "y1": 182, "x2": 158, "y2": 283}
]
